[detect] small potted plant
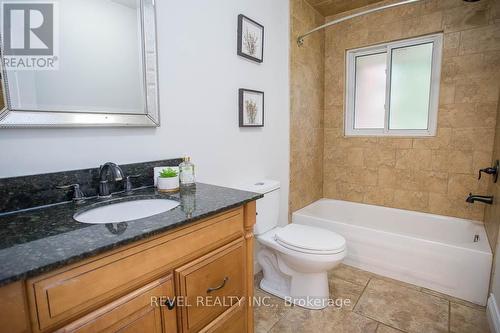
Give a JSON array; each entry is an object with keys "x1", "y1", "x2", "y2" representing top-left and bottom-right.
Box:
[{"x1": 157, "y1": 167, "x2": 179, "y2": 192}]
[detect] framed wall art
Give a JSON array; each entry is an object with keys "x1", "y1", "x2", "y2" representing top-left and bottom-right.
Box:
[
  {"x1": 239, "y1": 89, "x2": 264, "y2": 127},
  {"x1": 237, "y1": 14, "x2": 264, "y2": 63}
]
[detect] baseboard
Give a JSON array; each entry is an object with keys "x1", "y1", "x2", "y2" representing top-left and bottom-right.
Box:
[{"x1": 488, "y1": 293, "x2": 500, "y2": 333}]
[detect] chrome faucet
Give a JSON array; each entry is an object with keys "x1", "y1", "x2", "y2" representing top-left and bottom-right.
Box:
[
  {"x1": 98, "y1": 162, "x2": 124, "y2": 197},
  {"x1": 466, "y1": 193, "x2": 494, "y2": 205}
]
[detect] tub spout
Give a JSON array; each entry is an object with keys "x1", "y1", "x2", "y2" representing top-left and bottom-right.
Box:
[{"x1": 466, "y1": 193, "x2": 494, "y2": 205}]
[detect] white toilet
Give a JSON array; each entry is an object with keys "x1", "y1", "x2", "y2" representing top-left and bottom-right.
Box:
[{"x1": 239, "y1": 180, "x2": 346, "y2": 310}]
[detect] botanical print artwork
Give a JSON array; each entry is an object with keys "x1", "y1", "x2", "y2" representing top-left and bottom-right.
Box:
[
  {"x1": 243, "y1": 28, "x2": 259, "y2": 57},
  {"x1": 245, "y1": 99, "x2": 258, "y2": 124},
  {"x1": 237, "y1": 15, "x2": 264, "y2": 63},
  {"x1": 239, "y1": 89, "x2": 264, "y2": 127}
]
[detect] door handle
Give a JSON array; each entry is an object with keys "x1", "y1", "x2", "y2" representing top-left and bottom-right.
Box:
[
  {"x1": 207, "y1": 277, "x2": 229, "y2": 293},
  {"x1": 163, "y1": 298, "x2": 175, "y2": 310}
]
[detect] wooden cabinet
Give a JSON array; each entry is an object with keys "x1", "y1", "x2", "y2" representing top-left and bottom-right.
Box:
[
  {"x1": 29, "y1": 209, "x2": 244, "y2": 332},
  {"x1": 0, "y1": 201, "x2": 256, "y2": 333}
]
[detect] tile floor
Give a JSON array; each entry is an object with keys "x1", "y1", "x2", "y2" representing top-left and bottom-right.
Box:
[{"x1": 254, "y1": 264, "x2": 489, "y2": 333}]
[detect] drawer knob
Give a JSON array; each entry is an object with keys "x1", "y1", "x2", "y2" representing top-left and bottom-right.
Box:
[
  {"x1": 164, "y1": 298, "x2": 176, "y2": 310},
  {"x1": 207, "y1": 277, "x2": 229, "y2": 294}
]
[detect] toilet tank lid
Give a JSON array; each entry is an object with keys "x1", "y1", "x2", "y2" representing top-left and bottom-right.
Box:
[{"x1": 234, "y1": 180, "x2": 280, "y2": 194}]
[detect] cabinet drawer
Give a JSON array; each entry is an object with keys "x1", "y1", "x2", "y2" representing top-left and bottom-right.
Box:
[
  {"x1": 56, "y1": 276, "x2": 177, "y2": 333},
  {"x1": 175, "y1": 239, "x2": 245, "y2": 333},
  {"x1": 29, "y1": 208, "x2": 244, "y2": 332},
  {"x1": 199, "y1": 304, "x2": 246, "y2": 333}
]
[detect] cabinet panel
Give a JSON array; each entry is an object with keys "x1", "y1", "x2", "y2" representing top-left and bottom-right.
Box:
[
  {"x1": 175, "y1": 239, "x2": 245, "y2": 333},
  {"x1": 199, "y1": 304, "x2": 246, "y2": 333},
  {"x1": 0, "y1": 281, "x2": 30, "y2": 333},
  {"x1": 55, "y1": 276, "x2": 177, "y2": 333}
]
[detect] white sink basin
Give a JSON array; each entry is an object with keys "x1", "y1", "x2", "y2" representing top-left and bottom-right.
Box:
[{"x1": 74, "y1": 199, "x2": 180, "y2": 224}]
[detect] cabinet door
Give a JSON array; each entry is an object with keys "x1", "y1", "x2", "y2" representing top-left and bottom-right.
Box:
[
  {"x1": 175, "y1": 239, "x2": 245, "y2": 333},
  {"x1": 56, "y1": 276, "x2": 177, "y2": 333}
]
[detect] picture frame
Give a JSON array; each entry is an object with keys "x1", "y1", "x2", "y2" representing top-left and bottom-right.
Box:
[
  {"x1": 237, "y1": 14, "x2": 264, "y2": 63},
  {"x1": 239, "y1": 89, "x2": 264, "y2": 127}
]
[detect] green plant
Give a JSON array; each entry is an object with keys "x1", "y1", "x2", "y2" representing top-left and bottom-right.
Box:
[{"x1": 159, "y1": 168, "x2": 178, "y2": 178}]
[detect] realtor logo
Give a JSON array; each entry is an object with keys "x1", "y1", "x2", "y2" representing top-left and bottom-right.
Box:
[{"x1": 1, "y1": 1, "x2": 59, "y2": 70}]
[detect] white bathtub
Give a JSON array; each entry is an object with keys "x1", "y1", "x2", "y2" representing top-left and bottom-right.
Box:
[{"x1": 292, "y1": 199, "x2": 492, "y2": 306}]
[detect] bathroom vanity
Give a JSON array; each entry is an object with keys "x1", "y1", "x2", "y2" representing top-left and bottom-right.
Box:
[{"x1": 0, "y1": 170, "x2": 261, "y2": 333}]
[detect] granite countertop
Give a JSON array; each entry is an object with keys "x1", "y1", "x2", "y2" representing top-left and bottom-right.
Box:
[{"x1": 0, "y1": 183, "x2": 262, "y2": 287}]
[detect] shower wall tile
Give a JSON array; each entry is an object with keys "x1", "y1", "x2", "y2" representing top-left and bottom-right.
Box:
[
  {"x1": 443, "y1": 32, "x2": 460, "y2": 58},
  {"x1": 392, "y1": 190, "x2": 429, "y2": 212},
  {"x1": 431, "y1": 150, "x2": 473, "y2": 174},
  {"x1": 289, "y1": 0, "x2": 325, "y2": 219},
  {"x1": 442, "y1": 0, "x2": 490, "y2": 32},
  {"x1": 474, "y1": 151, "x2": 495, "y2": 174},
  {"x1": 323, "y1": 0, "x2": 500, "y2": 221},
  {"x1": 395, "y1": 149, "x2": 433, "y2": 171},
  {"x1": 439, "y1": 82, "x2": 456, "y2": 105},
  {"x1": 448, "y1": 174, "x2": 489, "y2": 198},
  {"x1": 439, "y1": 103, "x2": 497, "y2": 129},
  {"x1": 493, "y1": 0, "x2": 500, "y2": 22},
  {"x1": 459, "y1": 25, "x2": 500, "y2": 55},
  {"x1": 484, "y1": 91, "x2": 500, "y2": 251},
  {"x1": 413, "y1": 128, "x2": 452, "y2": 150},
  {"x1": 363, "y1": 187, "x2": 395, "y2": 207},
  {"x1": 455, "y1": 80, "x2": 499, "y2": 105},
  {"x1": 429, "y1": 193, "x2": 485, "y2": 221},
  {"x1": 451, "y1": 128, "x2": 496, "y2": 152}
]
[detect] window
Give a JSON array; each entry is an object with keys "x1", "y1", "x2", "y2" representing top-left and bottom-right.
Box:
[{"x1": 345, "y1": 34, "x2": 443, "y2": 137}]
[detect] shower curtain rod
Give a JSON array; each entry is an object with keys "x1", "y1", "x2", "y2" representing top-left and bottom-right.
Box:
[{"x1": 297, "y1": 0, "x2": 422, "y2": 46}]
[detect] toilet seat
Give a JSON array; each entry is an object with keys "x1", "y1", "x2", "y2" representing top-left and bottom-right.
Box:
[{"x1": 274, "y1": 224, "x2": 346, "y2": 255}]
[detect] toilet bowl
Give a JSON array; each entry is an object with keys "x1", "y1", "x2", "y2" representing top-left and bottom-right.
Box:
[
  {"x1": 257, "y1": 224, "x2": 346, "y2": 309},
  {"x1": 235, "y1": 180, "x2": 346, "y2": 310}
]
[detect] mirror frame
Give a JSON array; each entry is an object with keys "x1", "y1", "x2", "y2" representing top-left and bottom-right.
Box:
[{"x1": 0, "y1": 0, "x2": 160, "y2": 128}]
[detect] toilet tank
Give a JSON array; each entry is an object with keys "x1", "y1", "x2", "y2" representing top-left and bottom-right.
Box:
[{"x1": 235, "y1": 180, "x2": 280, "y2": 235}]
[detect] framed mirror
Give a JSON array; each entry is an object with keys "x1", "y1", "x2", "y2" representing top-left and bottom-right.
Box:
[{"x1": 0, "y1": 0, "x2": 160, "y2": 128}]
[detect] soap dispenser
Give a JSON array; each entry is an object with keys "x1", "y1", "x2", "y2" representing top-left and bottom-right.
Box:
[{"x1": 179, "y1": 156, "x2": 196, "y2": 188}]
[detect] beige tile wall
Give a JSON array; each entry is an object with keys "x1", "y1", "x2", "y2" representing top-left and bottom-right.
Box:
[
  {"x1": 323, "y1": 0, "x2": 500, "y2": 221},
  {"x1": 305, "y1": 0, "x2": 386, "y2": 17},
  {"x1": 484, "y1": 93, "x2": 500, "y2": 250},
  {"x1": 289, "y1": 0, "x2": 325, "y2": 216}
]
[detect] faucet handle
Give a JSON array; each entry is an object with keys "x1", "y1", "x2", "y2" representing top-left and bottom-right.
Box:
[
  {"x1": 57, "y1": 184, "x2": 85, "y2": 203},
  {"x1": 478, "y1": 160, "x2": 499, "y2": 183},
  {"x1": 124, "y1": 174, "x2": 142, "y2": 193}
]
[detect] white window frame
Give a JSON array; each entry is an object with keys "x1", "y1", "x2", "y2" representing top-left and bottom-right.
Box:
[{"x1": 345, "y1": 33, "x2": 443, "y2": 137}]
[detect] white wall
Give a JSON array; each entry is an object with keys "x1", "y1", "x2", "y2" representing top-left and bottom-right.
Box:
[{"x1": 0, "y1": 0, "x2": 290, "y2": 225}]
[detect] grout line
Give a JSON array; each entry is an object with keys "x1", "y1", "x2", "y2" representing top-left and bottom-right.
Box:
[
  {"x1": 448, "y1": 301, "x2": 451, "y2": 333},
  {"x1": 353, "y1": 277, "x2": 371, "y2": 311},
  {"x1": 331, "y1": 273, "x2": 371, "y2": 288},
  {"x1": 357, "y1": 311, "x2": 409, "y2": 333},
  {"x1": 419, "y1": 288, "x2": 486, "y2": 311},
  {"x1": 266, "y1": 317, "x2": 281, "y2": 333},
  {"x1": 267, "y1": 310, "x2": 288, "y2": 333},
  {"x1": 373, "y1": 319, "x2": 407, "y2": 333}
]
